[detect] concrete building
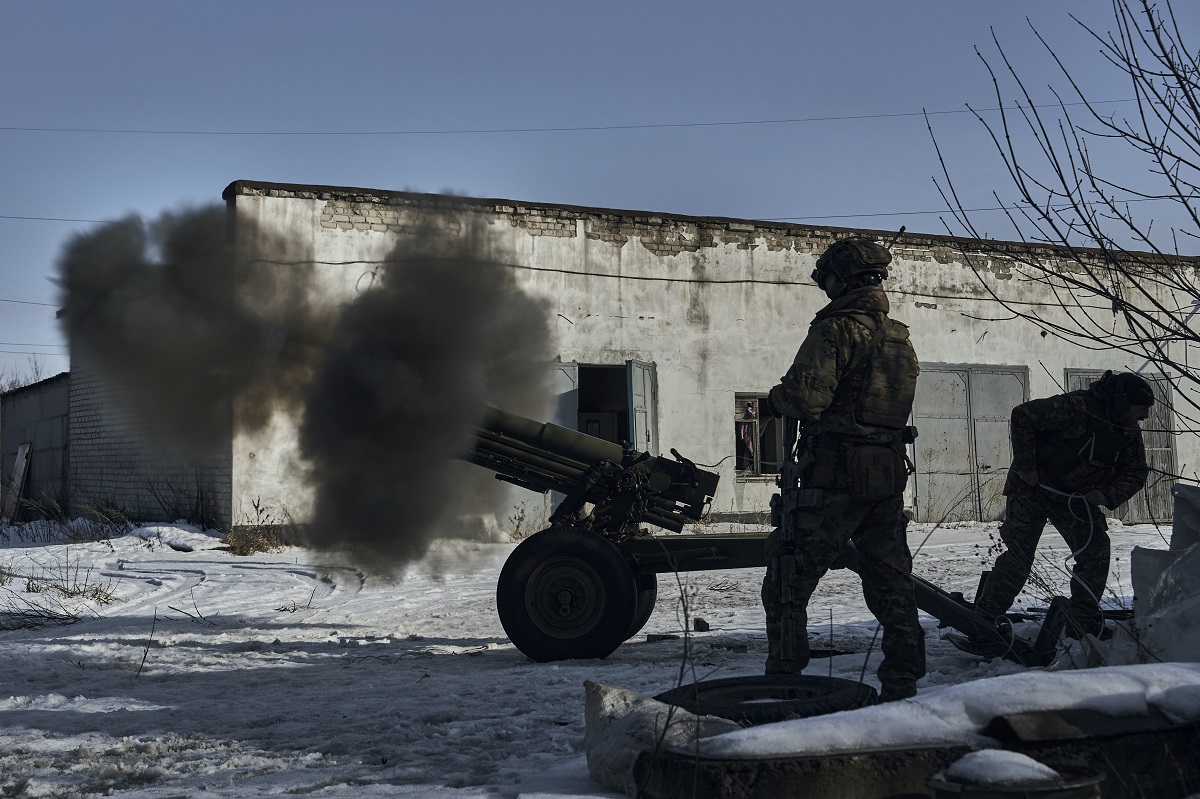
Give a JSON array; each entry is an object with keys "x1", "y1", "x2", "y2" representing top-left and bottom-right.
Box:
[
  {"x1": 18, "y1": 180, "x2": 1184, "y2": 529},
  {"x1": 212, "y1": 180, "x2": 1189, "y2": 528}
]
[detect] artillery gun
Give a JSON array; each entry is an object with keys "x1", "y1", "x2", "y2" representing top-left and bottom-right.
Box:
[{"x1": 468, "y1": 406, "x2": 1065, "y2": 666}]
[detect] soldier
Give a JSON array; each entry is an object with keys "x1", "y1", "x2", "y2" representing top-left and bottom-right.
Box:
[
  {"x1": 973, "y1": 371, "x2": 1153, "y2": 641},
  {"x1": 762, "y1": 236, "x2": 924, "y2": 703}
]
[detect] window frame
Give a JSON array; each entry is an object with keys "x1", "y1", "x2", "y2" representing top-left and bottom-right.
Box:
[{"x1": 734, "y1": 393, "x2": 784, "y2": 480}]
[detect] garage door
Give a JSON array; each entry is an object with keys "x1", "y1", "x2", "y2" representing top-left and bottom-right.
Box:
[{"x1": 911, "y1": 366, "x2": 1028, "y2": 522}]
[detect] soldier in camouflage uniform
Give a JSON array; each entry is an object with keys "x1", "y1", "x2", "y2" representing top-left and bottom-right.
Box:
[
  {"x1": 761, "y1": 237, "x2": 925, "y2": 703},
  {"x1": 973, "y1": 371, "x2": 1153, "y2": 640}
]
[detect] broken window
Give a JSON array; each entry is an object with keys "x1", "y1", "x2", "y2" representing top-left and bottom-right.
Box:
[{"x1": 734, "y1": 395, "x2": 784, "y2": 477}]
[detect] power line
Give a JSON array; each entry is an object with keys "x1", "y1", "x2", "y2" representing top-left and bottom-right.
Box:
[
  {"x1": 0, "y1": 341, "x2": 65, "y2": 347},
  {"x1": 0, "y1": 214, "x2": 107, "y2": 223},
  {"x1": 0, "y1": 296, "x2": 59, "y2": 307},
  {"x1": 0, "y1": 99, "x2": 1134, "y2": 137},
  {"x1": 2, "y1": 193, "x2": 1173, "y2": 231},
  {"x1": 766, "y1": 196, "x2": 1165, "y2": 221}
]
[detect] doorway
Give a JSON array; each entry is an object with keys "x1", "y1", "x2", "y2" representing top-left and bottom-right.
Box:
[{"x1": 550, "y1": 360, "x2": 659, "y2": 454}]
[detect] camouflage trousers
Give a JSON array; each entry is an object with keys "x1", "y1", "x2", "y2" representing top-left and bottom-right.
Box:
[
  {"x1": 761, "y1": 490, "x2": 925, "y2": 695},
  {"x1": 975, "y1": 483, "x2": 1110, "y2": 637}
]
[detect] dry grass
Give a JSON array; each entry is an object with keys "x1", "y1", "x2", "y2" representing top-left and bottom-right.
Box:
[
  {"x1": 0, "y1": 549, "x2": 117, "y2": 630},
  {"x1": 224, "y1": 498, "x2": 291, "y2": 556}
]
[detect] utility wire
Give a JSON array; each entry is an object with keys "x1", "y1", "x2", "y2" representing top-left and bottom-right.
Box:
[
  {"x1": 767, "y1": 196, "x2": 1164, "y2": 222},
  {"x1": 0, "y1": 297, "x2": 59, "y2": 307},
  {"x1": 0, "y1": 214, "x2": 106, "y2": 223},
  {"x1": 0, "y1": 99, "x2": 1133, "y2": 137},
  {"x1": 1, "y1": 195, "x2": 1172, "y2": 230}
]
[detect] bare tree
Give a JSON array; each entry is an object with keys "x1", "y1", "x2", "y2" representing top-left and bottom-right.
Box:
[
  {"x1": 0, "y1": 356, "x2": 46, "y2": 393},
  {"x1": 929, "y1": 0, "x2": 1200, "y2": 437}
]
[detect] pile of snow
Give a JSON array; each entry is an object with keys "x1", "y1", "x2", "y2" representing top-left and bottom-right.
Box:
[
  {"x1": 695, "y1": 663, "x2": 1200, "y2": 758},
  {"x1": 939, "y1": 750, "x2": 1063, "y2": 787}
]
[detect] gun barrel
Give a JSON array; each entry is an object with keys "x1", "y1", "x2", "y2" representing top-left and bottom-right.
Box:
[
  {"x1": 461, "y1": 405, "x2": 718, "y2": 534},
  {"x1": 478, "y1": 406, "x2": 625, "y2": 467}
]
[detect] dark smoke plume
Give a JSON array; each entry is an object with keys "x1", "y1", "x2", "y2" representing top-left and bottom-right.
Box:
[
  {"x1": 58, "y1": 205, "x2": 554, "y2": 573},
  {"x1": 57, "y1": 205, "x2": 324, "y2": 456},
  {"x1": 297, "y1": 229, "x2": 555, "y2": 571}
]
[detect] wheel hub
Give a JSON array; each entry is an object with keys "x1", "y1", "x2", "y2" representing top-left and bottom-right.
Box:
[{"x1": 526, "y1": 556, "x2": 606, "y2": 639}]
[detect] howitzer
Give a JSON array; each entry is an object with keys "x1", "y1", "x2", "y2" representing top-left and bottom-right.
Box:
[
  {"x1": 465, "y1": 405, "x2": 719, "y2": 535},
  {"x1": 468, "y1": 406, "x2": 1064, "y2": 667}
]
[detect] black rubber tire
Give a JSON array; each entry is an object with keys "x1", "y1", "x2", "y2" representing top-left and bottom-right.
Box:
[
  {"x1": 653, "y1": 675, "x2": 878, "y2": 725},
  {"x1": 626, "y1": 572, "x2": 658, "y2": 639},
  {"x1": 496, "y1": 526, "x2": 638, "y2": 662}
]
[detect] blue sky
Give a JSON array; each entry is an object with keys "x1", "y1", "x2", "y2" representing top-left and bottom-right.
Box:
[{"x1": 1, "y1": 1, "x2": 1192, "y2": 378}]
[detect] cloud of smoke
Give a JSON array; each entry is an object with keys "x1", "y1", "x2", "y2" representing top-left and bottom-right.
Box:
[
  {"x1": 297, "y1": 229, "x2": 555, "y2": 571},
  {"x1": 57, "y1": 205, "x2": 325, "y2": 456},
  {"x1": 59, "y1": 205, "x2": 555, "y2": 573}
]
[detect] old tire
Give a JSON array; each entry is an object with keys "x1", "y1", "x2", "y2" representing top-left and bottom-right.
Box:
[
  {"x1": 654, "y1": 675, "x2": 878, "y2": 725},
  {"x1": 627, "y1": 572, "x2": 658, "y2": 639},
  {"x1": 497, "y1": 526, "x2": 638, "y2": 662}
]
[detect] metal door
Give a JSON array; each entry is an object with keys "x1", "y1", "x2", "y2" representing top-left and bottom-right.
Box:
[
  {"x1": 912, "y1": 366, "x2": 1027, "y2": 522},
  {"x1": 912, "y1": 370, "x2": 976, "y2": 522},
  {"x1": 971, "y1": 370, "x2": 1027, "y2": 520},
  {"x1": 626, "y1": 360, "x2": 659, "y2": 455},
  {"x1": 552, "y1": 362, "x2": 579, "y2": 430}
]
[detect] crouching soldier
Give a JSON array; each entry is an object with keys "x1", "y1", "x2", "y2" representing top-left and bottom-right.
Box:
[
  {"x1": 974, "y1": 371, "x2": 1154, "y2": 641},
  {"x1": 761, "y1": 237, "x2": 925, "y2": 703}
]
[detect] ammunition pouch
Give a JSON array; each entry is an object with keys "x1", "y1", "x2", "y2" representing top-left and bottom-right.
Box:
[{"x1": 846, "y1": 445, "x2": 908, "y2": 500}]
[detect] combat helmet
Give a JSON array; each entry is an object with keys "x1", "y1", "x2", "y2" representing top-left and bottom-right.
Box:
[
  {"x1": 1092, "y1": 370, "x2": 1156, "y2": 413},
  {"x1": 812, "y1": 237, "x2": 892, "y2": 292}
]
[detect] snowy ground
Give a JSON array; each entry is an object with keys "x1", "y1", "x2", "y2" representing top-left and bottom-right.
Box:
[{"x1": 0, "y1": 517, "x2": 1175, "y2": 797}]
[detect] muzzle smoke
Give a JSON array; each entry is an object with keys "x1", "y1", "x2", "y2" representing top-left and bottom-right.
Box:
[
  {"x1": 57, "y1": 205, "x2": 554, "y2": 572},
  {"x1": 297, "y1": 230, "x2": 554, "y2": 569},
  {"x1": 57, "y1": 205, "x2": 323, "y2": 455}
]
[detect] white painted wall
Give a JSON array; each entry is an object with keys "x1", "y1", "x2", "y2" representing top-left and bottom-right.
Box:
[{"x1": 227, "y1": 182, "x2": 1197, "y2": 526}]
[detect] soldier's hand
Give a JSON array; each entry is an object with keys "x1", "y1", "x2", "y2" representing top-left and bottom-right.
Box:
[
  {"x1": 764, "y1": 390, "x2": 784, "y2": 418},
  {"x1": 1017, "y1": 467, "x2": 1039, "y2": 487},
  {"x1": 1083, "y1": 489, "x2": 1108, "y2": 508}
]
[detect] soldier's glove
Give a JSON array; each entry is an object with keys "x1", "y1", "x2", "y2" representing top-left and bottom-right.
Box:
[{"x1": 1083, "y1": 489, "x2": 1109, "y2": 508}]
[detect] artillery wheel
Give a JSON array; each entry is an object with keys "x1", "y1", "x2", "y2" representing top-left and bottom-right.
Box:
[
  {"x1": 627, "y1": 572, "x2": 658, "y2": 639},
  {"x1": 654, "y1": 675, "x2": 877, "y2": 725},
  {"x1": 497, "y1": 526, "x2": 638, "y2": 662}
]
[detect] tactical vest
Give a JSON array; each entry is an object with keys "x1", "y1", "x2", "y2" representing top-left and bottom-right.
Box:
[
  {"x1": 828, "y1": 312, "x2": 920, "y2": 431},
  {"x1": 1037, "y1": 391, "x2": 1132, "y2": 491}
]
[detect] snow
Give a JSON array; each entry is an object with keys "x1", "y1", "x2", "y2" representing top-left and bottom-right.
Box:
[
  {"x1": 940, "y1": 750, "x2": 1063, "y2": 787},
  {"x1": 0, "y1": 517, "x2": 1192, "y2": 797},
  {"x1": 696, "y1": 662, "x2": 1200, "y2": 758}
]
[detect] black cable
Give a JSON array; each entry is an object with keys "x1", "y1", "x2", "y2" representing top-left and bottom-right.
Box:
[{"x1": 0, "y1": 99, "x2": 1133, "y2": 137}]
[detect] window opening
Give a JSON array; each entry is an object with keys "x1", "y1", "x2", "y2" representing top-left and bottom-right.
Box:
[{"x1": 735, "y1": 395, "x2": 784, "y2": 477}]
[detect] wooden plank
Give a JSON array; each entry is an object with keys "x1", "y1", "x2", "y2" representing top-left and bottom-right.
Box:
[{"x1": 3, "y1": 442, "x2": 31, "y2": 521}]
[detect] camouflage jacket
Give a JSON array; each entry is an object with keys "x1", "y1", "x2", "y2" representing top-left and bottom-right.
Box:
[
  {"x1": 1006, "y1": 388, "x2": 1149, "y2": 505},
  {"x1": 767, "y1": 285, "x2": 915, "y2": 445}
]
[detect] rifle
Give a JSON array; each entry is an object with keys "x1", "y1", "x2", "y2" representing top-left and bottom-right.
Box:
[{"x1": 770, "y1": 416, "x2": 818, "y2": 669}]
